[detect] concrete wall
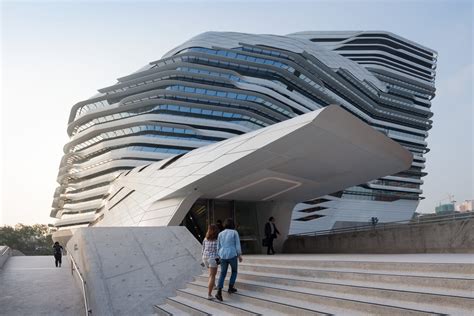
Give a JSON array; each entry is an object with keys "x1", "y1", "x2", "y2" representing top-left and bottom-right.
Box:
[
  {"x1": 52, "y1": 228, "x2": 74, "y2": 246},
  {"x1": 67, "y1": 227, "x2": 203, "y2": 316},
  {"x1": 283, "y1": 218, "x2": 474, "y2": 254}
]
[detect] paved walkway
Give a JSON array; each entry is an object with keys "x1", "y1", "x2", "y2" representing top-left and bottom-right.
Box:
[{"x1": 0, "y1": 256, "x2": 85, "y2": 315}]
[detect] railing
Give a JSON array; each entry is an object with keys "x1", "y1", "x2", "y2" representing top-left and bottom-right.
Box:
[
  {"x1": 290, "y1": 211, "x2": 474, "y2": 237},
  {"x1": 67, "y1": 247, "x2": 92, "y2": 315},
  {"x1": 1, "y1": 246, "x2": 10, "y2": 256},
  {"x1": 1, "y1": 246, "x2": 12, "y2": 268}
]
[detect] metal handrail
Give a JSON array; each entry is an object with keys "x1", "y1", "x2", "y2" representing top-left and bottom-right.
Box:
[
  {"x1": 1, "y1": 246, "x2": 10, "y2": 256},
  {"x1": 290, "y1": 211, "x2": 474, "y2": 237},
  {"x1": 67, "y1": 247, "x2": 92, "y2": 315}
]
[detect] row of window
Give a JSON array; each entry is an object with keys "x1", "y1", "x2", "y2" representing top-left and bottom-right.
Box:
[
  {"x1": 69, "y1": 158, "x2": 113, "y2": 174},
  {"x1": 375, "y1": 127, "x2": 425, "y2": 141},
  {"x1": 177, "y1": 66, "x2": 242, "y2": 82},
  {"x1": 74, "y1": 100, "x2": 109, "y2": 121},
  {"x1": 385, "y1": 83, "x2": 428, "y2": 99},
  {"x1": 166, "y1": 84, "x2": 296, "y2": 117},
  {"x1": 239, "y1": 45, "x2": 291, "y2": 60},
  {"x1": 116, "y1": 88, "x2": 277, "y2": 128},
  {"x1": 73, "y1": 141, "x2": 201, "y2": 166},
  {"x1": 167, "y1": 95, "x2": 271, "y2": 129},
  {"x1": 176, "y1": 54, "x2": 330, "y2": 111},
  {"x1": 185, "y1": 47, "x2": 294, "y2": 71},
  {"x1": 157, "y1": 103, "x2": 267, "y2": 126},
  {"x1": 373, "y1": 72, "x2": 434, "y2": 96},
  {"x1": 350, "y1": 185, "x2": 420, "y2": 197},
  {"x1": 370, "y1": 179, "x2": 420, "y2": 189},
  {"x1": 177, "y1": 65, "x2": 320, "y2": 113},
  {"x1": 307, "y1": 58, "x2": 427, "y2": 127},
  {"x1": 71, "y1": 124, "x2": 204, "y2": 152},
  {"x1": 128, "y1": 145, "x2": 188, "y2": 154},
  {"x1": 337, "y1": 68, "x2": 431, "y2": 124},
  {"x1": 74, "y1": 94, "x2": 269, "y2": 135},
  {"x1": 179, "y1": 54, "x2": 324, "y2": 111}
]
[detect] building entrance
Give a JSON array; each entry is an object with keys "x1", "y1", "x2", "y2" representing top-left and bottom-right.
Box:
[{"x1": 181, "y1": 199, "x2": 262, "y2": 254}]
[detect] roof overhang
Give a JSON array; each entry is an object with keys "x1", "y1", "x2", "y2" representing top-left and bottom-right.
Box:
[
  {"x1": 96, "y1": 105, "x2": 412, "y2": 226},
  {"x1": 162, "y1": 104, "x2": 412, "y2": 202}
]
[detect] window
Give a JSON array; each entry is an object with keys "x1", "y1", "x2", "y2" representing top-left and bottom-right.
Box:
[{"x1": 295, "y1": 214, "x2": 325, "y2": 221}]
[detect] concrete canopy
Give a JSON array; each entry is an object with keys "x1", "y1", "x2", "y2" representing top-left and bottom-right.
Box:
[{"x1": 94, "y1": 105, "x2": 412, "y2": 228}]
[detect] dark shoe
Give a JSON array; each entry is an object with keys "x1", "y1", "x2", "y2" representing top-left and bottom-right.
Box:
[
  {"x1": 215, "y1": 289, "x2": 223, "y2": 301},
  {"x1": 228, "y1": 285, "x2": 237, "y2": 294}
]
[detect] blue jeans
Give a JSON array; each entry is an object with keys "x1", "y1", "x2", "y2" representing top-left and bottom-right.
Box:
[{"x1": 217, "y1": 256, "x2": 238, "y2": 289}]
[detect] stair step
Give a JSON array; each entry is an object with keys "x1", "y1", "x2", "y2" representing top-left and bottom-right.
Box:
[
  {"x1": 191, "y1": 279, "x2": 444, "y2": 316},
  {"x1": 231, "y1": 271, "x2": 474, "y2": 299},
  {"x1": 239, "y1": 262, "x2": 474, "y2": 279},
  {"x1": 238, "y1": 263, "x2": 474, "y2": 291},
  {"x1": 206, "y1": 271, "x2": 474, "y2": 306},
  {"x1": 166, "y1": 296, "x2": 213, "y2": 316},
  {"x1": 208, "y1": 275, "x2": 472, "y2": 315},
  {"x1": 183, "y1": 283, "x2": 330, "y2": 315},
  {"x1": 154, "y1": 303, "x2": 192, "y2": 316},
  {"x1": 242, "y1": 258, "x2": 474, "y2": 276},
  {"x1": 156, "y1": 255, "x2": 474, "y2": 315},
  {"x1": 227, "y1": 270, "x2": 474, "y2": 298},
  {"x1": 175, "y1": 288, "x2": 259, "y2": 315}
]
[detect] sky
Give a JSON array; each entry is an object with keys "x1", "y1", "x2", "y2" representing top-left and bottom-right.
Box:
[{"x1": 1, "y1": 0, "x2": 473, "y2": 225}]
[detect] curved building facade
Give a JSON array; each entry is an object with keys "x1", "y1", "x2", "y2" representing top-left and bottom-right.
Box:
[{"x1": 51, "y1": 31, "x2": 436, "y2": 233}]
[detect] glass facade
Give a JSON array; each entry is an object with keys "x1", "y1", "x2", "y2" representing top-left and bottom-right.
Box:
[{"x1": 182, "y1": 199, "x2": 260, "y2": 254}]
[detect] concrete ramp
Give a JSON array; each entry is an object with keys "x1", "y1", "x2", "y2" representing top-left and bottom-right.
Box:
[
  {"x1": 0, "y1": 256, "x2": 84, "y2": 315},
  {"x1": 67, "y1": 227, "x2": 203, "y2": 316}
]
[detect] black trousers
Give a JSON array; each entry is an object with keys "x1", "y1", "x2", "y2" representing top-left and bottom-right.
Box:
[
  {"x1": 54, "y1": 254, "x2": 62, "y2": 267},
  {"x1": 266, "y1": 236, "x2": 275, "y2": 254}
]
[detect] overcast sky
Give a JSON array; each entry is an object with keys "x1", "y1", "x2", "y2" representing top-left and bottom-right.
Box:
[{"x1": 1, "y1": 0, "x2": 472, "y2": 225}]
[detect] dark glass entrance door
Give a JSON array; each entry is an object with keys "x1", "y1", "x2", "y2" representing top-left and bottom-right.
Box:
[
  {"x1": 181, "y1": 199, "x2": 209, "y2": 242},
  {"x1": 235, "y1": 201, "x2": 260, "y2": 254},
  {"x1": 211, "y1": 200, "x2": 234, "y2": 226},
  {"x1": 182, "y1": 199, "x2": 261, "y2": 253}
]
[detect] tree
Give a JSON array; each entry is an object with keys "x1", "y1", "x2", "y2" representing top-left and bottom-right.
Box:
[{"x1": 0, "y1": 224, "x2": 54, "y2": 255}]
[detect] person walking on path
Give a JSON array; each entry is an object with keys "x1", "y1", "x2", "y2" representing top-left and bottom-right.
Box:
[
  {"x1": 202, "y1": 224, "x2": 220, "y2": 300},
  {"x1": 215, "y1": 218, "x2": 242, "y2": 301},
  {"x1": 52, "y1": 241, "x2": 63, "y2": 267},
  {"x1": 264, "y1": 216, "x2": 280, "y2": 255}
]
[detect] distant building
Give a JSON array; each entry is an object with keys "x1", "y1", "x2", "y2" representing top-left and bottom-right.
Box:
[
  {"x1": 456, "y1": 200, "x2": 474, "y2": 213},
  {"x1": 435, "y1": 203, "x2": 455, "y2": 215}
]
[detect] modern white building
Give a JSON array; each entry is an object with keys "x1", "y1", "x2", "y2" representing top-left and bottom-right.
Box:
[
  {"x1": 51, "y1": 31, "x2": 436, "y2": 237},
  {"x1": 87, "y1": 106, "x2": 412, "y2": 251}
]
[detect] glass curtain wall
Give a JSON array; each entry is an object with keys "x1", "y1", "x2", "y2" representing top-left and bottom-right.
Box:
[{"x1": 181, "y1": 199, "x2": 262, "y2": 254}]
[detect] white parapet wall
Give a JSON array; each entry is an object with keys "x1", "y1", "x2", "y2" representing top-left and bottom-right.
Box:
[{"x1": 66, "y1": 227, "x2": 203, "y2": 316}]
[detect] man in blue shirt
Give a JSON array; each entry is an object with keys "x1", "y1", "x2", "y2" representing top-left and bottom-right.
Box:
[{"x1": 215, "y1": 218, "x2": 243, "y2": 301}]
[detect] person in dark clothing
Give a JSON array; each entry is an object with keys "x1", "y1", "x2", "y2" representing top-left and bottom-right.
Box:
[
  {"x1": 52, "y1": 241, "x2": 63, "y2": 267},
  {"x1": 216, "y1": 219, "x2": 224, "y2": 233},
  {"x1": 264, "y1": 217, "x2": 280, "y2": 255}
]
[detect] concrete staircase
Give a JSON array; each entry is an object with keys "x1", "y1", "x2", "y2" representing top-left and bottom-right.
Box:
[{"x1": 154, "y1": 255, "x2": 474, "y2": 315}]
